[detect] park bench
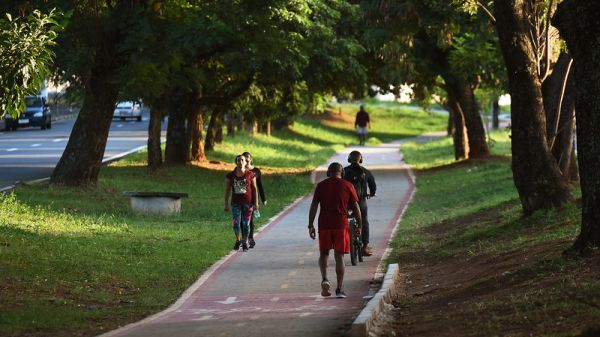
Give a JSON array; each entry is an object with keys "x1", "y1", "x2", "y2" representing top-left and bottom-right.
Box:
[{"x1": 122, "y1": 191, "x2": 188, "y2": 215}]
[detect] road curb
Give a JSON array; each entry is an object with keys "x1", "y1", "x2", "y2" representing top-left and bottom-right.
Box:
[
  {"x1": 350, "y1": 263, "x2": 401, "y2": 337},
  {"x1": 0, "y1": 144, "x2": 149, "y2": 193}
]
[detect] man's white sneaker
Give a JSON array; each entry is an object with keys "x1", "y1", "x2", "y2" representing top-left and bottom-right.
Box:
[{"x1": 321, "y1": 280, "x2": 331, "y2": 297}]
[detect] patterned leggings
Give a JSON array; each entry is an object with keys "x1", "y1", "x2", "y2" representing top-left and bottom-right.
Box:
[{"x1": 231, "y1": 203, "x2": 253, "y2": 237}]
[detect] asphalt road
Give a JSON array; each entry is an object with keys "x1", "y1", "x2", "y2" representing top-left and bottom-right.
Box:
[{"x1": 0, "y1": 111, "x2": 165, "y2": 189}]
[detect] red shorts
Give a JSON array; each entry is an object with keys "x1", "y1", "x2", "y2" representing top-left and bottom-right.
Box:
[{"x1": 318, "y1": 229, "x2": 349, "y2": 254}]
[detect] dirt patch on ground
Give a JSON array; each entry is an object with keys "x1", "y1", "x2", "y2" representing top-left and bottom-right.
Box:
[
  {"x1": 414, "y1": 156, "x2": 511, "y2": 174},
  {"x1": 310, "y1": 110, "x2": 355, "y2": 125},
  {"x1": 369, "y1": 220, "x2": 600, "y2": 337},
  {"x1": 190, "y1": 160, "x2": 310, "y2": 175}
]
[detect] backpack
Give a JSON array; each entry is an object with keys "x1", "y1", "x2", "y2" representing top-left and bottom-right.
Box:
[{"x1": 344, "y1": 165, "x2": 367, "y2": 199}]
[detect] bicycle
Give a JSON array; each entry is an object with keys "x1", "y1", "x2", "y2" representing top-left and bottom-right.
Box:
[{"x1": 348, "y1": 211, "x2": 363, "y2": 266}]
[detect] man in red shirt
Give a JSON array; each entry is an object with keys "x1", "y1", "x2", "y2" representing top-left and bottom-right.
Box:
[{"x1": 308, "y1": 162, "x2": 362, "y2": 298}]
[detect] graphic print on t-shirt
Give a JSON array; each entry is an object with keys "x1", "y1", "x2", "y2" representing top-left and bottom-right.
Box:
[{"x1": 233, "y1": 177, "x2": 247, "y2": 194}]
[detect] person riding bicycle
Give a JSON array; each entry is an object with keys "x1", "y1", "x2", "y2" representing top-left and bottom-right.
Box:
[{"x1": 343, "y1": 150, "x2": 377, "y2": 256}]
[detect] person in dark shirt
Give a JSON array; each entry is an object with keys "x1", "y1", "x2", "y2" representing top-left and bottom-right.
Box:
[
  {"x1": 242, "y1": 152, "x2": 267, "y2": 248},
  {"x1": 354, "y1": 104, "x2": 371, "y2": 146},
  {"x1": 343, "y1": 150, "x2": 377, "y2": 256},
  {"x1": 308, "y1": 162, "x2": 362, "y2": 298},
  {"x1": 224, "y1": 155, "x2": 259, "y2": 252}
]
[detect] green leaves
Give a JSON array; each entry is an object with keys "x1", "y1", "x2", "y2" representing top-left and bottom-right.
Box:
[{"x1": 0, "y1": 9, "x2": 62, "y2": 117}]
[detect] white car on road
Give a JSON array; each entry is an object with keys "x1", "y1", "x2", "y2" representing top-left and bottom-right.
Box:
[{"x1": 113, "y1": 101, "x2": 142, "y2": 121}]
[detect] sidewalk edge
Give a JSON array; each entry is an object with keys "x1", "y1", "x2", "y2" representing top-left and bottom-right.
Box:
[{"x1": 350, "y1": 263, "x2": 401, "y2": 337}]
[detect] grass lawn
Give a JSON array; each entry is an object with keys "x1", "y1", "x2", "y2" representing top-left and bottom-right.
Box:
[
  {"x1": 0, "y1": 102, "x2": 446, "y2": 336},
  {"x1": 373, "y1": 128, "x2": 600, "y2": 336}
]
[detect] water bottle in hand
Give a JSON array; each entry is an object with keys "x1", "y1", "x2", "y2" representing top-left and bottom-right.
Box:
[{"x1": 254, "y1": 210, "x2": 261, "y2": 219}]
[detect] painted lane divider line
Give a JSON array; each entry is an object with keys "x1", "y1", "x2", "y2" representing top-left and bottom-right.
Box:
[
  {"x1": 215, "y1": 297, "x2": 241, "y2": 305},
  {"x1": 309, "y1": 295, "x2": 324, "y2": 302}
]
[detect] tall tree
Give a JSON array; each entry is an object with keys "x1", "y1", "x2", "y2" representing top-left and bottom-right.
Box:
[
  {"x1": 46, "y1": 1, "x2": 148, "y2": 185},
  {"x1": 494, "y1": 0, "x2": 573, "y2": 214},
  {"x1": 553, "y1": 0, "x2": 600, "y2": 253}
]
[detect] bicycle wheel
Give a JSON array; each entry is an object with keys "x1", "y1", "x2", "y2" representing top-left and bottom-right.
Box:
[
  {"x1": 357, "y1": 239, "x2": 363, "y2": 262},
  {"x1": 349, "y1": 233, "x2": 357, "y2": 266}
]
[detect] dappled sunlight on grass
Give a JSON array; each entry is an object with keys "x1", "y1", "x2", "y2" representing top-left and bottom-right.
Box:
[{"x1": 0, "y1": 193, "x2": 128, "y2": 235}]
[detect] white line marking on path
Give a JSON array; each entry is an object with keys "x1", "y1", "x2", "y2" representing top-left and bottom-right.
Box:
[
  {"x1": 309, "y1": 295, "x2": 324, "y2": 302},
  {"x1": 192, "y1": 315, "x2": 214, "y2": 321},
  {"x1": 31, "y1": 144, "x2": 41, "y2": 147},
  {"x1": 280, "y1": 283, "x2": 289, "y2": 289},
  {"x1": 299, "y1": 312, "x2": 312, "y2": 317},
  {"x1": 288, "y1": 271, "x2": 297, "y2": 277},
  {"x1": 216, "y1": 297, "x2": 241, "y2": 305},
  {"x1": 6, "y1": 148, "x2": 17, "y2": 152},
  {"x1": 298, "y1": 259, "x2": 305, "y2": 265},
  {"x1": 52, "y1": 138, "x2": 63, "y2": 142},
  {"x1": 271, "y1": 297, "x2": 280, "y2": 302}
]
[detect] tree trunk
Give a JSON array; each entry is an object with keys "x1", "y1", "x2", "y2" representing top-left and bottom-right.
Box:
[
  {"x1": 542, "y1": 52, "x2": 578, "y2": 183},
  {"x1": 226, "y1": 113, "x2": 235, "y2": 137},
  {"x1": 554, "y1": 1, "x2": 600, "y2": 252},
  {"x1": 446, "y1": 105, "x2": 456, "y2": 137},
  {"x1": 147, "y1": 101, "x2": 165, "y2": 170},
  {"x1": 237, "y1": 114, "x2": 246, "y2": 132},
  {"x1": 266, "y1": 119, "x2": 271, "y2": 137},
  {"x1": 495, "y1": 0, "x2": 573, "y2": 215},
  {"x1": 454, "y1": 81, "x2": 489, "y2": 158},
  {"x1": 492, "y1": 99, "x2": 500, "y2": 129},
  {"x1": 165, "y1": 105, "x2": 188, "y2": 165},
  {"x1": 250, "y1": 119, "x2": 258, "y2": 137},
  {"x1": 204, "y1": 109, "x2": 222, "y2": 152},
  {"x1": 444, "y1": 78, "x2": 489, "y2": 158},
  {"x1": 189, "y1": 109, "x2": 206, "y2": 162},
  {"x1": 50, "y1": 32, "x2": 119, "y2": 186},
  {"x1": 215, "y1": 115, "x2": 224, "y2": 143},
  {"x1": 446, "y1": 89, "x2": 468, "y2": 160}
]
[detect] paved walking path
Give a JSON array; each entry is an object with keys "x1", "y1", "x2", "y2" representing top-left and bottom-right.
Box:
[{"x1": 101, "y1": 142, "x2": 415, "y2": 337}]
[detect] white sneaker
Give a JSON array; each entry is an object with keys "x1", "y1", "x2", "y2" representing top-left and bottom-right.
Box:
[{"x1": 321, "y1": 280, "x2": 331, "y2": 297}]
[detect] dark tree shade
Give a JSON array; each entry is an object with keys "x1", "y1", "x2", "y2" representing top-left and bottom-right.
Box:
[{"x1": 553, "y1": 0, "x2": 600, "y2": 253}]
